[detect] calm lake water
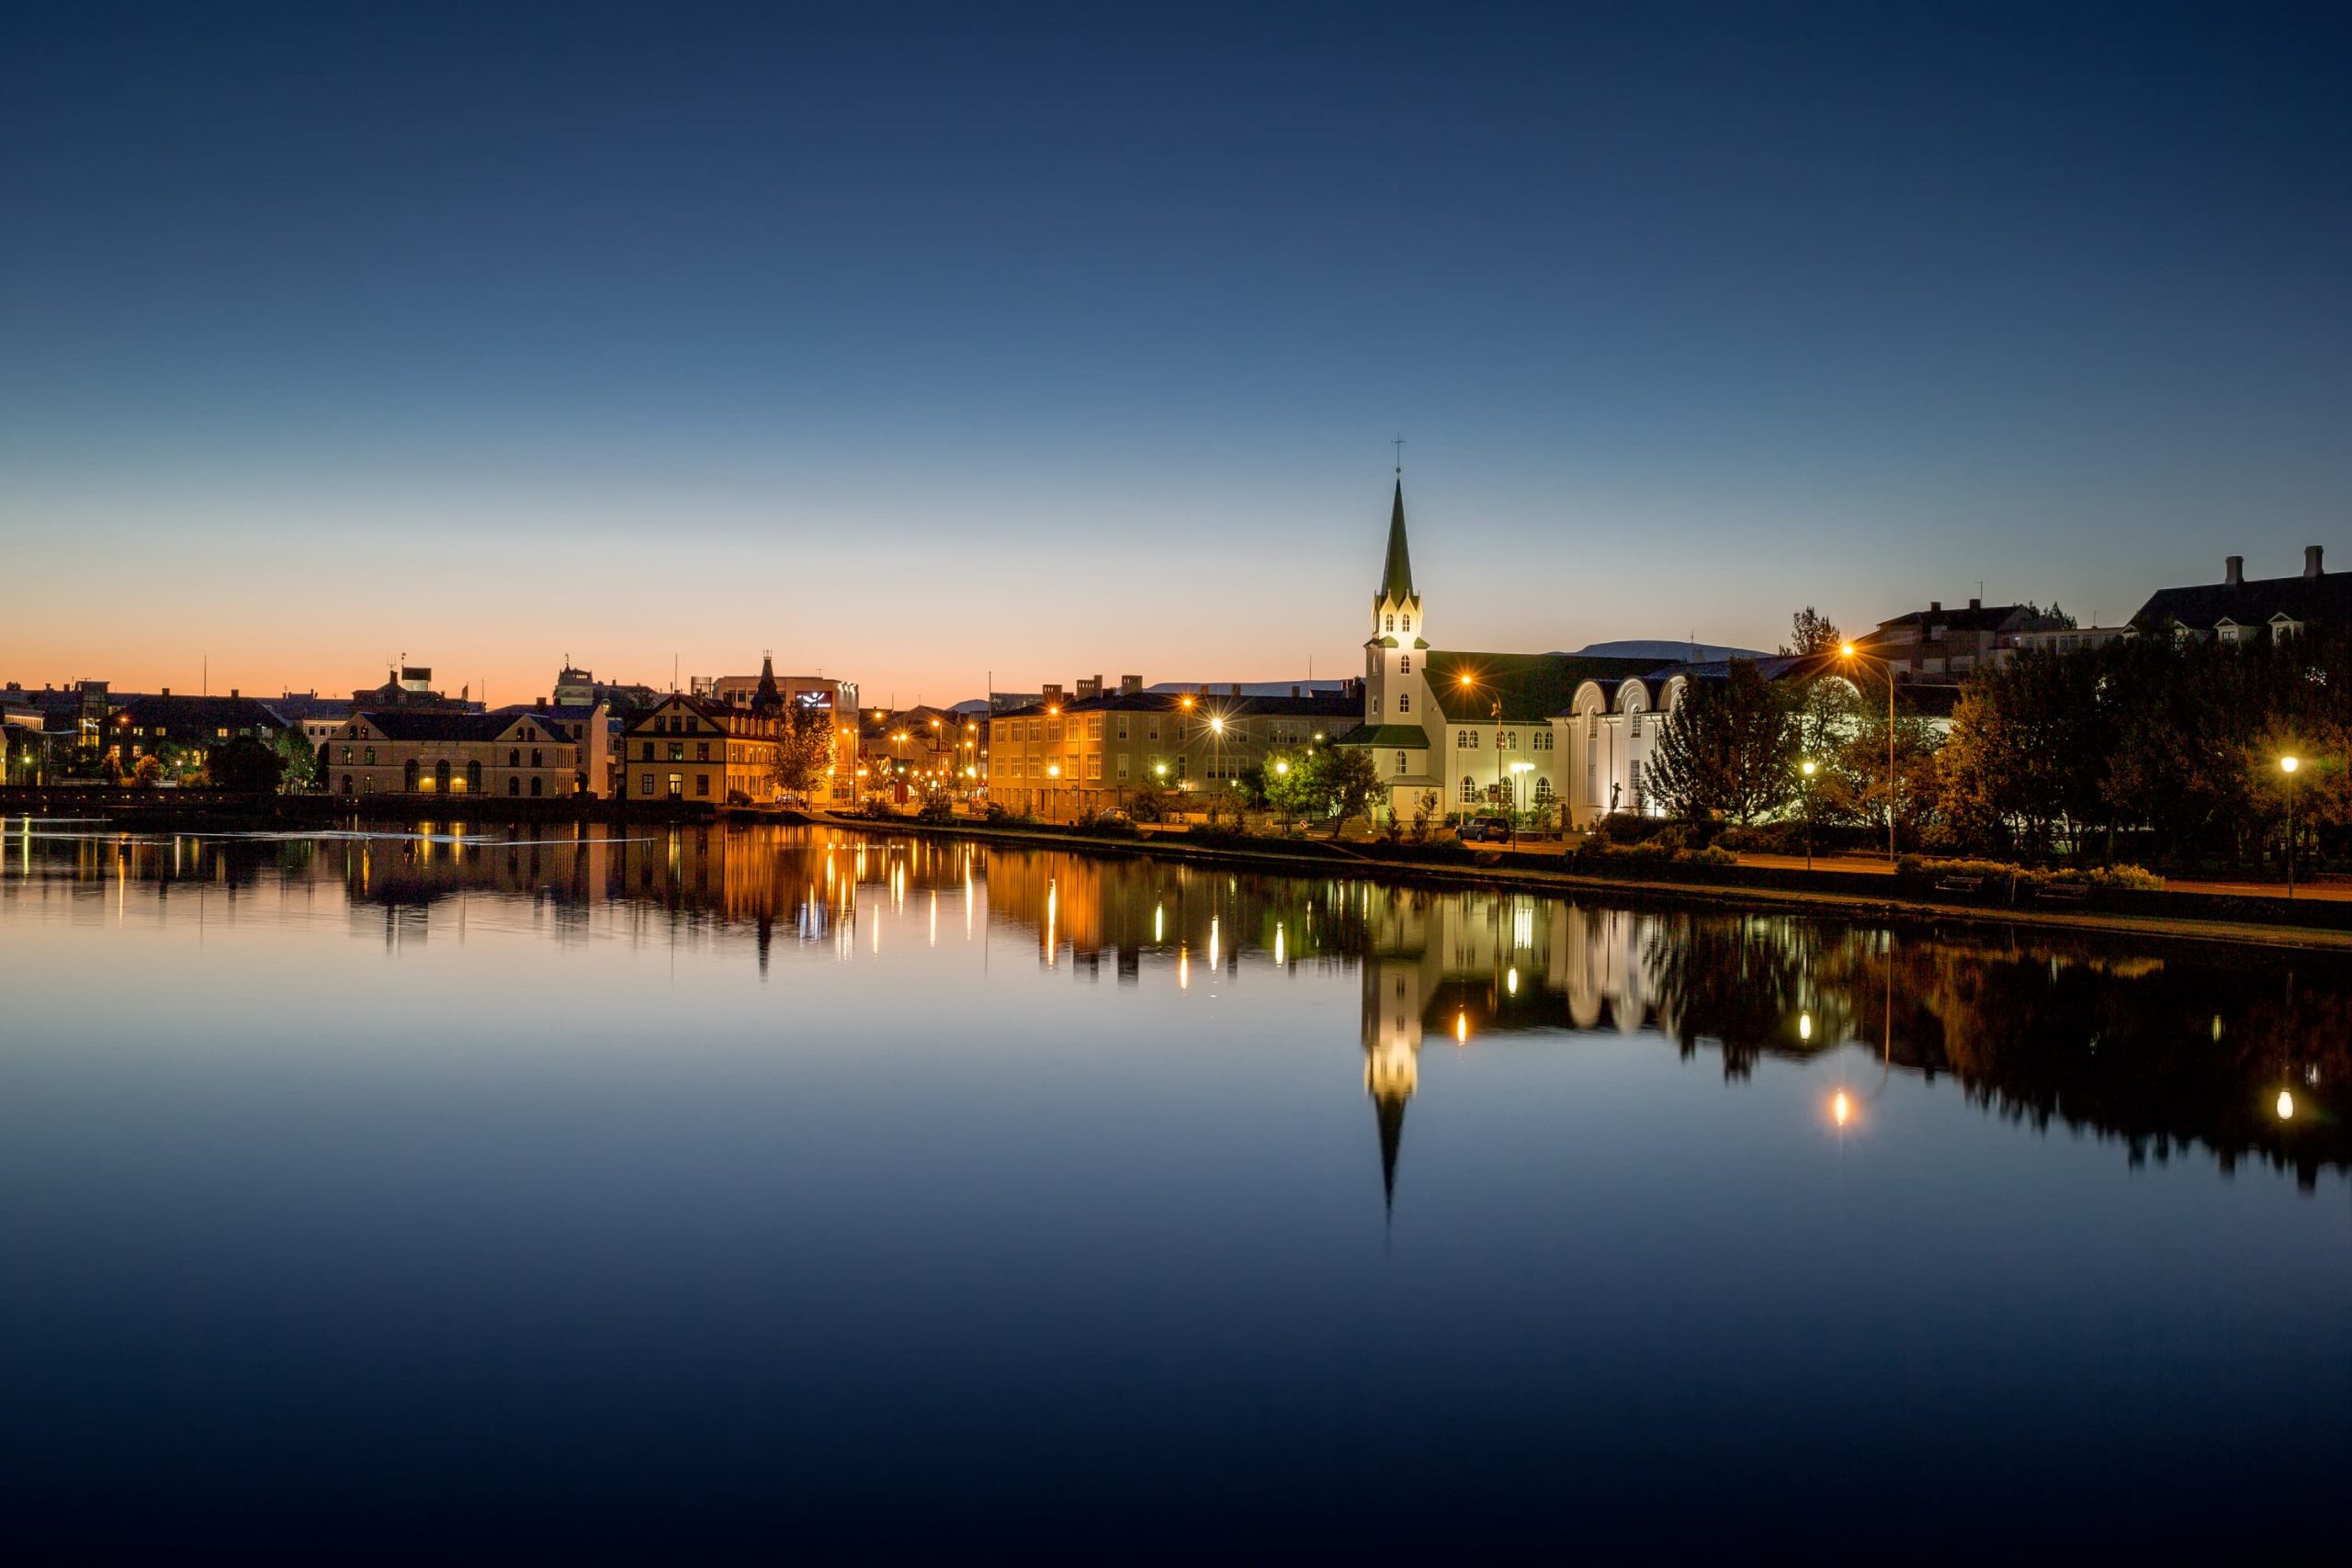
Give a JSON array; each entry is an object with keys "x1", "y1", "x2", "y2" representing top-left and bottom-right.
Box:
[{"x1": 3, "y1": 819, "x2": 2347, "y2": 1554}]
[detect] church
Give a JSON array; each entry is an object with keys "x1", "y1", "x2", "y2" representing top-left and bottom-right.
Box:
[{"x1": 1333, "y1": 479, "x2": 1716, "y2": 828}]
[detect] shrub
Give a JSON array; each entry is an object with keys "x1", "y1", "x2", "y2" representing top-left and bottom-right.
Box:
[
  {"x1": 855, "y1": 795, "x2": 898, "y2": 820},
  {"x1": 915, "y1": 796, "x2": 956, "y2": 824},
  {"x1": 1680, "y1": 844, "x2": 1738, "y2": 867}
]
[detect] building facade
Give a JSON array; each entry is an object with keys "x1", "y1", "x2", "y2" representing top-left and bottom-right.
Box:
[
  {"x1": 616, "y1": 694, "x2": 785, "y2": 805},
  {"x1": 326, "y1": 711, "x2": 582, "y2": 799},
  {"x1": 2132, "y1": 546, "x2": 2350, "y2": 645}
]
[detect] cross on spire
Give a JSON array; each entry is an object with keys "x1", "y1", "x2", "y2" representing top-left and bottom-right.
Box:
[{"x1": 1390, "y1": 433, "x2": 1406, "y2": 476}]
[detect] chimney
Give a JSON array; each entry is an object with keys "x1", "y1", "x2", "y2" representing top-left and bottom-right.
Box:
[
  {"x1": 2225, "y1": 555, "x2": 2244, "y2": 586},
  {"x1": 162, "y1": 686, "x2": 171, "y2": 697},
  {"x1": 230, "y1": 687, "x2": 239, "y2": 699},
  {"x1": 1119, "y1": 674, "x2": 1142, "y2": 694},
  {"x1": 1228, "y1": 682, "x2": 1242, "y2": 697},
  {"x1": 2306, "y1": 545, "x2": 2324, "y2": 579},
  {"x1": 1291, "y1": 684, "x2": 1301, "y2": 698},
  {"x1": 1967, "y1": 598, "x2": 1980, "y2": 611},
  {"x1": 1928, "y1": 601, "x2": 1941, "y2": 614}
]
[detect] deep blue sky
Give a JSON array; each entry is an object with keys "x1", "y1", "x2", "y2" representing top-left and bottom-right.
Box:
[{"x1": 4, "y1": 1, "x2": 2347, "y2": 701}]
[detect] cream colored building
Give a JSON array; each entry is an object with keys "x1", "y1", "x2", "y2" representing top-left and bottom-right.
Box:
[
  {"x1": 326, "y1": 710, "x2": 582, "y2": 799},
  {"x1": 618, "y1": 694, "x2": 785, "y2": 805}
]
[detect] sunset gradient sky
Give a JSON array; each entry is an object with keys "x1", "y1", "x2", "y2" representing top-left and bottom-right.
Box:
[{"x1": 5, "y1": 2, "x2": 2348, "y2": 705}]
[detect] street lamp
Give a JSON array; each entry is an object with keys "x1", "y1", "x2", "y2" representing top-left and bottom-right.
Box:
[
  {"x1": 2281, "y1": 754, "x2": 2301, "y2": 898},
  {"x1": 1509, "y1": 761, "x2": 1534, "y2": 823},
  {"x1": 1800, "y1": 759, "x2": 1817, "y2": 870},
  {"x1": 1838, "y1": 643, "x2": 1898, "y2": 863}
]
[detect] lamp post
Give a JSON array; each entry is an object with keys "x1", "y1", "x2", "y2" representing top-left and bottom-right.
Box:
[
  {"x1": 1838, "y1": 643, "x2": 1898, "y2": 863},
  {"x1": 2281, "y1": 754, "x2": 2301, "y2": 898},
  {"x1": 1800, "y1": 758, "x2": 1816, "y2": 870},
  {"x1": 1509, "y1": 761, "x2": 1534, "y2": 826}
]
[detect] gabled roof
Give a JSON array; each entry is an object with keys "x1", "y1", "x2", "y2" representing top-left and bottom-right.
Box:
[
  {"x1": 2132, "y1": 570, "x2": 2352, "y2": 634},
  {"x1": 1423, "y1": 650, "x2": 1668, "y2": 723},
  {"x1": 1870, "y1": 603, "x2": 2031, "y2": 636}
]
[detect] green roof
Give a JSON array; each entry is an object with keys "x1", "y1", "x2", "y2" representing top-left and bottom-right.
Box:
[
  {"x1": 1423, "y1": 649, "x2": 1667, "y2": 724},
  {"x1": 1378, "y1": 479, "x2": 1415, "y2": 604},
  {"x1": 1332, "y1": 723, "x2": 1430, "y2": 750}
]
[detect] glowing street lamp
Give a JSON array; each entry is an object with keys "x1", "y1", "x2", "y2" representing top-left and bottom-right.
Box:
[
  {"x1": 2281, "y1": 754, "x2": 2301, "y2": 899},
  {"x1": 1800, "y1": 758, "x2": 1817, "y2": 870},
  {"x1": 1838, "y1": 642, "x2": 1899, "y2": 863}
]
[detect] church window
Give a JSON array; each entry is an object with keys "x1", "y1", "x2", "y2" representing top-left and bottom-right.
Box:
[
  {"x1": 1395, "y1": 751, "x2": 1408, "y2": 773},
  {"x1": 1630, "y1": 761, "x2": 1645, "y2": 811},
  {"x1": 1385, "y1": 615, "x2": 1395, "y2": 632},
  {"x1": 1631, "y1": 713, "x2": 1643, "y2": 738},
  {"x1": 1535, "y1": 777, "x2": 1554, "y2": 805},
  {"x1": 1535, "y1": 730, "x2": 1552, "y2": 751},
  {"x1": 1402, "y1": 615, "x2": 1410, "y2": 632},
  {"x1": 1586, "y1": 712, "x2": 1598, "y2": 739},
  {"x1": 1461, "y1": 775, "x2": 1476, "y2": 802},
  {"x1": 1460, "y1": 730, "x2": 1476, "y2": 749},
  {"x1": 1397, "y1": 693, "x2": 1410, "y2": 713},
  {"x1": 1399, "y1": 656, "x2": 1409, "y2": 674}
]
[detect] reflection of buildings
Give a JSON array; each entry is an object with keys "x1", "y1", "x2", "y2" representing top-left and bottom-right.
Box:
[{"x1": 6, "y1": 825, "x2": 2345, "y2": 1198}]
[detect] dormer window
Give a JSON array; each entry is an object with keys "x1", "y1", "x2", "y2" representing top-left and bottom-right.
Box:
[{"x1": 2272, "y1": 615, "x2": 2303, "y2": 645}]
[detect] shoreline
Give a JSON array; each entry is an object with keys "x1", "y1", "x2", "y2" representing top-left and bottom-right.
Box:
[{"x1": 9, "y1": 791, "x2": 2350, "y2": 953}]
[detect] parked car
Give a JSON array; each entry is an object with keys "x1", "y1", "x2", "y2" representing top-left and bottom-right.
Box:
[{"x1": 1463, "y1": 815, "x2": 1515, "y2": 842}]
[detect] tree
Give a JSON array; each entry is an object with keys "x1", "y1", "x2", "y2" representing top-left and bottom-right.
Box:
[
  {"x1": 131, "y1": 754, "x2": 164, "y2": 788},
  {"x1": 204, "y1": 735, "x2": 284, "y2": 794},
  {"x1": 1261, "y1": 748, "x2": 1312, "y2": 828},
  {"x1": 1307, "y1": 749, "x2": 1380, "y2": 838},
  {"x1": 769, "y1": 704, "x2": 836, "y2": 804},
  {"x1": 1781, "y1": 606, "x2": 1844, "y2": 658},
  {"x1": 1645, "y1": 661, "x2": 1796, "y2": 826},
  {"x1": 275, "y1": 728, "x2": 320, "y2": 791}
]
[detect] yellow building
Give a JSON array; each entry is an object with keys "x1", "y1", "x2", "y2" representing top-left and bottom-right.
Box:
[
  {"x1": 326, "y1": 711, "x2": 582, "y2": 799},
  {"x1": 986, "y1": 677, "x2": 1358, "y2": 818},
  {"x1": 618, "y1": 694, "x2": 785, "y2": 805}
]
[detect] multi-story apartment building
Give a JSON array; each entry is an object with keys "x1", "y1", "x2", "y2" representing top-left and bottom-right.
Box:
[
  {"x1": 616, "y1": 694, "x2": 785, "y2": 805},
  {"x1": 986, "y1": 676, "x2": 1359, "y2": 818},
  {"x1": 325, "y1": 711, "x2": 581, "y2": 799},
  {"x1": 105, "y1": 691, "x2": 294, "y2": 769}
]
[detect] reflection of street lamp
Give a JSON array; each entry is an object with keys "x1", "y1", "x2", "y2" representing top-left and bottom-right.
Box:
[
  {"x1": 2281, "y1": 754, "x2": 2301, "y2": 898},
  {"x1": 1509, "y1": 760, "x2": 1534, "y2": 820},
  {"x1": 1838, "y1": 643, "x2": 1898, "y2": 862},
  {"x1": 2278, "y1": 1089, "x2": 2296, "y2": 1121}
]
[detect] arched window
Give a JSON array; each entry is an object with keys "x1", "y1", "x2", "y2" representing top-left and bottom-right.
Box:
[
  {"x1": 531, "y1": 750, "x2": 543, "y2": 768},
  {"x1": 1401, "y1": 615, "x2": 1410, "y2": 632},
  {"x1": 1385, "y1": 615, "x2": 1394, "y2": 631},
  {"x1": 509, "y1": 749, "x2": 521, "y2": 767},
  {"x1": 340, "y1": 774, "x2": 353, "y2": 795},
  {"x1": 1395, "y1": 750, "x2": 1408, "y2": 773},
  {"x1": 1534, "y1": 777, "x2": 1554, "y2": 805},
  {"x1": 465, "y1": 761, "x2": 481, "y2": 793},
  {"x1": 435, "y1": 760, "x2": 452, "y2": 792},
  {"x1": 1397, "y1": 693, "x2": 1410, "y2": 713},
  {"x1": 530, "y1": 776, "x2": 544, "y2": 797},
  {"x1": 1461, "y1": 775, "x2": 1476, "y2": 802},
  {"x1": 507, "y1": 776, "x2": 521, "y2": 796},
  {"x1": 1631, "y1": 712, "x2": 1643, "y2": 738},
  {"x1": 404, "y1": 759, "x2": 420, "y2": 791}
]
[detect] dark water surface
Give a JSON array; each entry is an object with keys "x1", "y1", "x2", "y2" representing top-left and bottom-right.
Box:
[{"x1": 3, "y1": 820, "x2": 2346, "y2": 1554}]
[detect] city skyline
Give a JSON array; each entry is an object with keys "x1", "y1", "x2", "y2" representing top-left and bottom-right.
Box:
[{"x1": 6, "y1": 3, "x2": 2349, "y2": 703}]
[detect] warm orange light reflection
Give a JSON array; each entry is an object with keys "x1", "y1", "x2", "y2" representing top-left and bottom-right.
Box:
[{"x1": 1830, "y1": 1090, "x2": 1852, "y2": 1128}]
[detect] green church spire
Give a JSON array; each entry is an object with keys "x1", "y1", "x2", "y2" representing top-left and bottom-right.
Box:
[{"x1": 1379, "y1": 479, "x2": 1415, "y2": 604}]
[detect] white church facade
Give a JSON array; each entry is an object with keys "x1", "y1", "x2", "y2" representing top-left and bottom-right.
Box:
[{"x1": 1334, "y1": 480, "x2": 1715, "y2": 829}]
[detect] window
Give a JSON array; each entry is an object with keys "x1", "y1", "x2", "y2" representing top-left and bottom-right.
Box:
[
  {"x1": 1385, "y1": 615, "x2": 1395, "y2": 631},
  {"x1": 531, "y1": 777, "x2": 544, "y2": 797},
  {"x1": 1116, "y1": 716, "x2": 1129, "y2": 741},
  {"x1": 342, "y1": 746, "x2": 354, "y2": 763},
  {"x1": 508, "y1": 776, "x2": 521, "y2": 796},
  {"x1": 1630, "y1": 760, "x2": 1645, "y2": 811},
  {"x1": 1586, "y1": 712, "x2": 1597, "y2": 739},
  {"x1": 1087, "y1": 755, "x2": 1102, "y2": 780},
  {"x1": 1534, "y1": 730, "x2": 1553, "y2": 751},
  {"x1": 341, "y1": 774, "x2": 353, "y2": 795},
  {"x1": 1047, "y1": 720, "x2": 1062, "y2": 742},
  {"x1": 1460, "y1": 730, "x2": 1476, "y2": 748},
  {"x1": 1399, "y1": 656, "x2": 1410, "y2": 674},
  {"x1": 465, "y1": 761, "x2": 481, "y2": 793},
  {"x1": 1087, "y1": 716, "x2": 1102, "y2": 739},
  {"x1": 364, "y1": 747, "x2": 376, "y2": 765},
  {"x1": 1116, "y1": 754, "x2": 1129, "y2": 779},
  {"x1": 1397, "y1": 693, "x2": 1409, "y2": 713},
  {"x1": 696, "y1": 741, "x2": 710, "y2": 761},
  {"x1": 1500, "y1": 730, "x2": 1515, "y2": 750},
  {"x1": 1395, "y1": 750, "x2": 1408, "y2": 773},
  {"x1": 1373, "y1": 696, "x2": 1381, "y2": 716},
  {"x1": 532, "y1": 750, "x2": 543, "y2": 768},
  {"x1": 1461, "y1": 775, "x2": 1476, "y2": 802},
  {"x1": 1631, "y1": 712, "x2": 1643, "y2": 738},
  {"x1": 695, "y1": 773, "x2": 710, "y2": 796},
  {"x1": 640, "y1": 773, "x2": 655, "y2": 795},
  {"x1": 1401, "y1": 615, "x2": 1410, "y2": 632},
  {"x1": 667, "y1": 773, "x2": 683, "y2": 799},
  {"x1": 1535, "y1": 778, "x2": 1554, "y2": 805},
  {"x1": 1148, "y1": 721, "x2": 1159, "y2": 742},
  {"x1": 669, "y1": 742, "x2": 684, "y2": 761}
]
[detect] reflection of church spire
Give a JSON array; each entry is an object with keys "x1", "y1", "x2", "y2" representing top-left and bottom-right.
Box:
[{"x1": 1373, "y1": 1082, "x2": 1408, "y2": 1219}]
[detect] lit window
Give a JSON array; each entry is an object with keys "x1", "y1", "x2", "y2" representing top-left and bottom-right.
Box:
[
  {"x1": 1461, "y1": 775, "x2": 1476, "y2": 802},
  {"x1": 1395, "y1": 750, "x2": 1407, "y2": 773}
]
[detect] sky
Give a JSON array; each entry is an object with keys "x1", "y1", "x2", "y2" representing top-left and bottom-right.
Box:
[{"x1": 4, "y1": 1, "x2": 2348, "y2": 706}]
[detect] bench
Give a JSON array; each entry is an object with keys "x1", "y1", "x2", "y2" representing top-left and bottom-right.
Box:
[
  {"x1": 1933, "y1": 875, "x2": 1984, "y2": 894},
  {"x1": 2036, "y1": 881, "x2": 2090, "y2": 903}
]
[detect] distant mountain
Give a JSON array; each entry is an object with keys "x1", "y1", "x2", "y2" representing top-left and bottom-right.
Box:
[{"x1": 1573, "y1": 639, "x2": 1772, "y2": 663}]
